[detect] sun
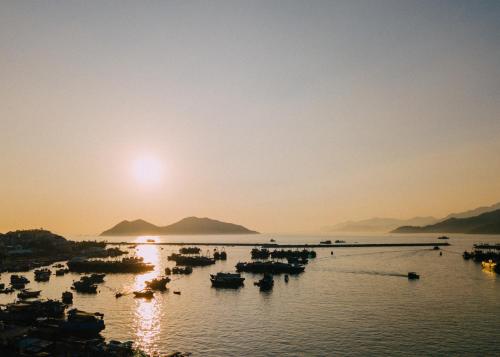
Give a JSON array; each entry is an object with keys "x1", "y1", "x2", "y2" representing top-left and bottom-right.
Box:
[{"x1": 132, "y1": 156, "x2": 163, "y2": 186}]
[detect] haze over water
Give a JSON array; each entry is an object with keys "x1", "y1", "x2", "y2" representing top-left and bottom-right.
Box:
[{"x1": 1, "y1": 234, "x2": 498, "y2": 356}]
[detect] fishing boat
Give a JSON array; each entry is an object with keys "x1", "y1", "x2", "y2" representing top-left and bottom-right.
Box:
[
  {"x1": 62, "y1": 291, "x2": 73, "y2": 304},
  {"x1": 236, "y1": 261, "x2": 305, "y2": 275},
  {"x1": 172, "y1": 266, "x2": 193, "y2": 275},
  {"x1": 254, "y1": 274, "x2": 274, "y2": 291},
  {"x1": 72, "y1": 280, "x2": 98, "y2": 294},
  {"x1": 133, "y1": 289, "x2": 154, "y2": 299},
  {"x1": 63, "y1": 309, "x2": 105, "y2": 336},
  {"x1": 55, "y1": 268, "x2": 69, "y2": 276},
  {"x1": 145, "y1": 276, "x2": 170, "y2": 290},
  {"x1": 179, "y1": 246, "x2": 201, "y2": 254},
  {"x1": 17, "y1": 289, "x2": 41, "y2": 300},
  {"x1": 210, "y1": 272, "x2": 245, "y2": 288},
  {"x1": 34, "y1": 268, "x2": 51, "y2": 282}
]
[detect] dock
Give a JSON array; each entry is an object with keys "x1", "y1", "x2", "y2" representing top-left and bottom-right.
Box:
[{"x1": 105, "y1": 242, "x2": 450, "y2": 248}]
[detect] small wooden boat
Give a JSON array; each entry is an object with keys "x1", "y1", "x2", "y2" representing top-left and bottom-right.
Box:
[
  {"x1": 133, "y1": 289, "x2": 154, "y2": 299},
  {"x1": 173, "y1": 291, "x2": 181, "y2": 295},
  {"x1": 17, "y1": 289, "x2": 41, "y2": 299}
]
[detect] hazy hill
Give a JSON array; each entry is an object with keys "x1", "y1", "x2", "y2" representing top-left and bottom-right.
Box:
[
  {"x1": 392, "y1": 209, "x2": 500, "y2": 234},
  {"x1": 324, "y1": 216, "x2": 437, "y2": 233},
  {"x1": 442, "y1": 202, "x2": 500, "y2": 220},
  {"x1": 101, "y1": 217, "x2": 258, "y2": 236}
]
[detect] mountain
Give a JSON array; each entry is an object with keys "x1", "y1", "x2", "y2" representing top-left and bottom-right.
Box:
[
  {"x1": 442, "y1": 202, "x2": 500, "y2": 221},
  {"x1": 101, "y1": 217, "x2": 259, "y2": 236},
  {"x1": 324, "y1": 216, "x2": 437, "y2": 233},
  {"x1": 100, "y1": 219, "x2": 162, "y2": 236},
  {"x1": 392, "y1": 209, "x2": 500, "y2": 234}
]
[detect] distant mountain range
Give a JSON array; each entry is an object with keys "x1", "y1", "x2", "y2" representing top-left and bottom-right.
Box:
[
  {"x1": 100, "y1": 217, "x2": 259, "y2": 236},
  {"x1": 392, "y1": 208, "x2": 500, "y2": 234},
  {"x1": 324, "y1": 217, "x2": 438, "y2": 233},
  {"x1": 326, "y1": 201, "x2": 500, "y2": 234}
]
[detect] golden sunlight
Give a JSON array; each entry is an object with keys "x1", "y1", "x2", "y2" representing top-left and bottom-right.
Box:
[{"x1": 131, "y1": 156, "x2": 163, "y2": 186}]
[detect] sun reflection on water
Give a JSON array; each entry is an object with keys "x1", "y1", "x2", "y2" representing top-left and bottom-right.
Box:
[{"x1": 131, "y1": 236, "x2": 163, "y2": 353}]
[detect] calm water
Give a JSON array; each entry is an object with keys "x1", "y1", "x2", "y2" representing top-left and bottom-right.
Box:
[{"x1": 1, "y1": 234, "x2": 500, "y2": 356}]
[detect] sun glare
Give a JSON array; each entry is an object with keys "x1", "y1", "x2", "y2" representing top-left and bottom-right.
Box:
[{"x1": 132, "y1": 156, "x2": 163, "y2": 186}]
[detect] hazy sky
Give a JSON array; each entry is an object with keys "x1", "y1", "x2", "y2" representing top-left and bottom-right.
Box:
[{"x1": 1, "y1": 1, "x2": 499, "y2": 235}]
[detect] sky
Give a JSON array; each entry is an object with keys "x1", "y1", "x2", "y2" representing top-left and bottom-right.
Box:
[{"x1": 1, "y1": 0, "x2": 499, "y2": 235}]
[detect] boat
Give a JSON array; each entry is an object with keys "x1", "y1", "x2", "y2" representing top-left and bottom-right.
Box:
[
  {"x1": 34, "y1": 268, "x2": 51, "y2": 282},
  {"x1": 210, "y1": 272, "x2": 245, "y2": 288},
  {"x1": 55, "y1": 268, "x2": 69, "y2": 276},
  {"x1": 115, "y1": 292, "x2": 123, "y2": 298},
  {"x1": 145, "y1": 276, "x2": 170, "y2": 290},
  {"x1": 146, "y1": 239, "x2": 155, "y2": 243},
  {"x1": 133, "y1": 289, "x2": 154, "y2": 299},
  {"x1": 284, "y1": 274, "x2": 289, "y2": 283},
  {"x1": 438, "y1": 236, "x2": 450, "y2": 240},
  {"x1": 81, "y1": 273, "x2": 106, "y2": 284},
  {"x1": 72, "y1": 280, "x2": 98, "y2": 294},
  {"x1": 165, "y1": 267, "x2": 172, "y2": 275},
  {"x1": 213, "y1": 249, "x2": 227, "y2": 260},
  {"x1": 270, "y1": 238, "x2": 276, "y2": 242},
  {"x1": 236, "y1": 261, "x2": 305, "y2": 275},
  {"x1": 179, "y1": 246, "x2": 201, "y2": 254},
  {"x1": 62, "y1": 308, "x2": 105, "y2": 336},
  {"x1": 320, "y1": 240, "x2": 332, "y2": 244},
  {"x1": 270, "y1": 249, "x2": 316, "y2": 259},
  {"x1": 62, "y1": 291, "x2": 73, "y2": 304},
  {"x1": 17, "y1": 289, "x2": 41, "y2": 300},
  {"x1": 10, "y1": 275, "x2": 30, "y2": 285},
  {"x1": 481, "y1": 260, "x2": 497, "y2": 271},
  {"x1": 408, "y1": 272, "x2": 420, "y2": 280},
  {"x1": 251, "y1": 248, "x2": 270, "y2": 259},
  {"x1": 67, "y1": 257, "x2": 154, "y2": 273},
  {"x1": 173, "y1": 291, "x2": 181, "y2": 295},
  {"x1": 0, "y1": 287, "x2": 15, "y2": 294},
  {"x1": 335, "y1": 240, "x2": 346, "y2": 244},
  {"x1": 167, "y1": 253, "x2": 215, "y2": 266},
  {"x1": 254, "y1": 274, "x2": 274, "y2": 291},
  {"x1": 172, "y1": 266, "x2": 193, "y2": 275}
]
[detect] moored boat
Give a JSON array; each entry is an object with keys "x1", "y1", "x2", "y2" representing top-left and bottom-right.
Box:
[
  {"x1": 320, "y1": 240, "x2": 332, "y2": 244},
  {"x1": 17, "y1": 289, "x2": 41, "y2": 300},
  {"x1": 133, "y1": 289, "x2": 154, "y2": 299},
  {"x1": 63, "y1": 308, "x2": 105, "y2": 336},
  {"x1": 236, "y1": 261, "x2": 305, "y2": 275},
  {"x1": 254, "y1": 274, "x2": 274, "y2": 291},
  {"x1": 210, "y1": 272, "x2": 245, "y2": 288},
  {"x1": 145, "y1": 276, "x2": 171, "y2": 290},
  {"x1": 34, "y1": 268, "x2": 51, "y2": 282}
]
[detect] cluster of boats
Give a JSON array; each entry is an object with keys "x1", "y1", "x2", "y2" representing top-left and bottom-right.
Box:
[
  {"x1": 67, "y1": 257, "x2": 154, "y2": 273},
  {"x1": 132, "y1": 276, "x2": 171, "y2": 299},
  {"x1": 72, "y1": 274, "x2": 106, "y2": 293},
  {"x1": 250, "y1": 248, "x2": 316, "y2": 260},
  {"x1": 167, "y1": 253, "x2": 215, "y2": 266},
  {"x1": 236, "y1": 261, "x2": 305, "y2": 274}
]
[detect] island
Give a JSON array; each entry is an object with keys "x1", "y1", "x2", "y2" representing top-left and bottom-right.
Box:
[
  {"x1": 392, "y1": 209, "x2": 500, "y2": 234},
  {"x1": 100, "y1": 216, "x2": 259, "y2": 236}
]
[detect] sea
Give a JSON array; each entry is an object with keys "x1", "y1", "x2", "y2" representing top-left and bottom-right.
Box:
[{"x1": 1, "y1": 233, "x2": 499, "y2": 356}]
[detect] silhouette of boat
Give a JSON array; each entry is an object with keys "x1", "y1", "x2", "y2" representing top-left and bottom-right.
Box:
[
  {"x1": 145, "y1": 276, "x2": 170, "y2": 290},
  {"x1": 320, "y1": 240, "x2": 332, "y2": 244},
  {"x1": 254, "y1": 274, "x2": 274, "y2": 291},
  {"x1": 133, "y1": 289, "x2": 154, "y2": 299},
  {"x1": 17, "y1": 289, "x2": 41, "y2": 300},
  {"x1": 62, "y1": 291, "x2": 73, "y2": 304},
  {"x1": 210, "y1": 272, "x2": 245, "y2": 288},
  {"x1": 236, "y1": 261, "x2": 305, "y2": 274},
  {"x1": 408, "y1": 272, "x2": 420, "y2": 280},
  {"x1": 438, "y1": 236, "x2": 450, "y2": 240},
  {"x1": 63, "y1": 309, "x2": 105, "y2": 336}
]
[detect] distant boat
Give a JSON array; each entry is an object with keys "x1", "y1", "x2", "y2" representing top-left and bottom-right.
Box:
[
  {"x1": 408, "y1": 272, "x2": 420, "y2": 280},
  {"x1": 320, "y1": 240, "x2": 332, "y2": 244},
  {"x1": 437, "y1": 236, "x2": 450, "y2": 240},
  {"x1": 254, "y1": 274, "x2": 274, "y2": 291},
  {"x1": 133, "y1": 289, "x2": 154, "y2": 299},
  {"x1": 146, "y1": 239, "x2": 155, "y2": 243},
  {"x1": 270, "y1": 238, "x2": 276, "y2": 242},
  {"x1": 334, "y1": 240, "x2": 346, "y2": 244}
]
